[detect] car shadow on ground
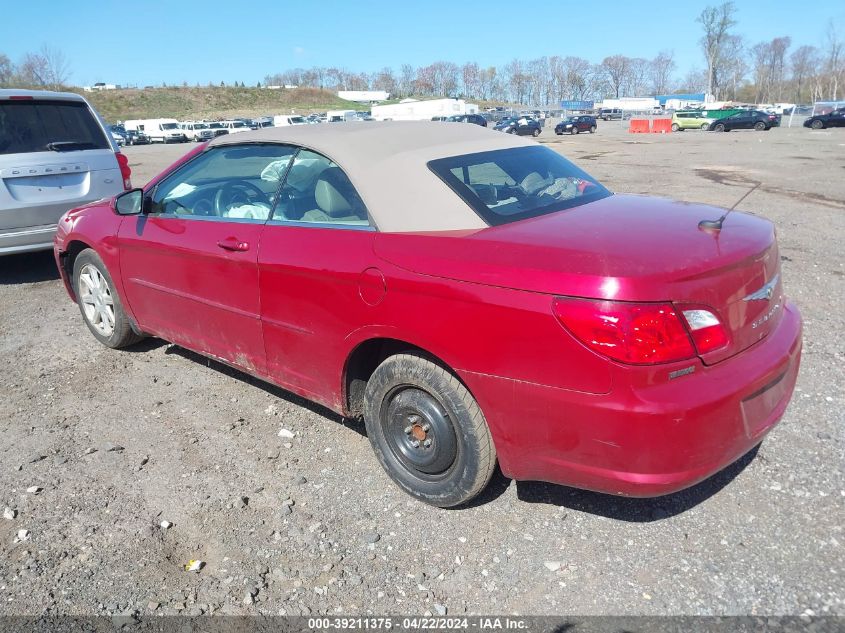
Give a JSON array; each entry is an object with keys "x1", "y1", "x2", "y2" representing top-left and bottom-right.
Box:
[
  {"x1": 141, "y1": 341, "x2": 758, "y2": 519},
  {"x1": 0, "y1": 251, "x2": 60, "y2": 284},
  {"x1": 164, "y1": 344, "x2": 367, "y2": 438},
  {"x1": 510, "y1": 445, "x2": 760, "y2": 522}
]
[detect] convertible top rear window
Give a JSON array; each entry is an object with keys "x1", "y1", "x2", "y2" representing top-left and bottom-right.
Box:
[{"x1": 428, "y1": 146, "x2": 611, "y2": 226}]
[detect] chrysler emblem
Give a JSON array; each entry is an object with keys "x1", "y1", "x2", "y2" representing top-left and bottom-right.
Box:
[{"x1": 743, "y1": 274, "x2": 779, "y2": 301}]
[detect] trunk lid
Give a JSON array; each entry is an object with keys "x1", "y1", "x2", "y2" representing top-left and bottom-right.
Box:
[{"x1": 374, "y1": 194, "x2": 783, "y2": 364}]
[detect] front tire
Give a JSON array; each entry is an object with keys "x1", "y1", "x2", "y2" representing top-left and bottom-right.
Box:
[
  {"x1": 363, "y1": 353, "x2": 496, "y2": 508},
  {"x1": 72, "y1": 249, "x2": 143, "y2": 349},
  {"x1": 811, "y1": 119, "x2": 824, "y2": 130},
  {"x1": 700, "y1": 122, "x2": 710, "y2": 130},
  {"x1": 671, "y1": 123, "x2": 680, "y2": 132},
  {"x1": 714, "y1": 123, "x2": 726, "y2": 132},
  {"x1": 570, "y1": 126, "x2": 578, "y2": 135}
]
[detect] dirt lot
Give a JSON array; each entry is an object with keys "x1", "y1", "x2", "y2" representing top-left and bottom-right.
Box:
[{"x1": 1, "y1": 121, "x2": 843, "y2": 618}]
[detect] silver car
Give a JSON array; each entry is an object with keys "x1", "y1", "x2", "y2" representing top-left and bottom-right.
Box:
[{"x1": 0, "y1": 89, "x2": 130, "y2": 255}]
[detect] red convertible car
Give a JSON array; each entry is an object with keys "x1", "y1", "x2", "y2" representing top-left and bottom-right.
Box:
[{"x1": 54, "y1": 123, "x2": 802, "y2": 507}]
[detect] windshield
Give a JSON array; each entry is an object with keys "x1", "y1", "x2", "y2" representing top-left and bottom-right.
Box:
[
  {"x1": 161, "y1": 123, "x2": 179, "y2": 130},
  {"x1": 428, "y1": 146, "x2": 611, "y2": 226},
  {"x1": 0, "y1": 100, "x2": 110, "y2": 155},
  {"x1": 192, "y1": 122, "x2": 208, "y2": 129},
  {"x1": 232, "y1": 121, "x2": 247, "y2": 128},
  {"x1": 290, "y1": 117, "x2": 306, "y2": 124}
]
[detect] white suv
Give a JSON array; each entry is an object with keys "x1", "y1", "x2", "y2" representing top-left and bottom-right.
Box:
[
  {"x1": 179, "y1": 121, "x2": 215, "y2": 142},
  {"x1": 0, "y1": 89, "x2": 131, "y2": 255}
]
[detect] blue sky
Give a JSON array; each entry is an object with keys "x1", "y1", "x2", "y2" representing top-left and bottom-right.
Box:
[{"x1": 2, "y1": 0, "x2": 843, "y2": 87}]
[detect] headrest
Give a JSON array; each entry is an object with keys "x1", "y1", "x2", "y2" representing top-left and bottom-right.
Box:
[
  {"x1": 315, "y1": 167, "x2": 354, "y2": 217},
  {"x1": 520, "y1": 172, "x2": 547, "y2": 195}
]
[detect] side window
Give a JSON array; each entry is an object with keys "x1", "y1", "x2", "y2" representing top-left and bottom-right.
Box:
[
  {"x1": 273, "y1": 149, "x2": 369, "y2": 227},
  {"x1": 150, "y1": 144, "x2": 296, "y2": 221}
]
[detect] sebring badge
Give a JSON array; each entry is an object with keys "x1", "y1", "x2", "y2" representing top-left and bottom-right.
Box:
[{"x1": 743, "y1": 274, "x2": 779, "y2": 302}]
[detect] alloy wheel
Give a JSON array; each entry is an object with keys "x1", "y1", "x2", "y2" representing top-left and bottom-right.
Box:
[{"x1": 78, "y1": 264, "x2": 116, "y2": 337}]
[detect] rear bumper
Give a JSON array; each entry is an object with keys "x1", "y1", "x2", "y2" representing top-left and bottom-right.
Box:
[
  {"x1": 461, "y1": 300, "x2": 802, "y2": 497},
  {"x1": 0, "y1": 224, "x2": 57, "y2": 255}
]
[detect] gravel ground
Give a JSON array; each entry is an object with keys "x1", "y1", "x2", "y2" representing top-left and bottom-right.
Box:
[{"x1": 0, "y1": 121, "x2": 842, "y2": 618}]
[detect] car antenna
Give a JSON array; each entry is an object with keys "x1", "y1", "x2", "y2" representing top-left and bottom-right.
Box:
[{"x1": 698, "y1": 181, "x2": 762, "y2": 231}]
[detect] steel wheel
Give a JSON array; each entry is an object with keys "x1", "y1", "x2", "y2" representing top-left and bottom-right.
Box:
[
  {"x1": 78, "y1": 263, "x2": 115, "y2": 337},
  {"x1": 364, "y1": 353, "x2": 496, "y2": 507},
  {"x1": 382, "y1": 387, "x2": 458, "y2": 479}
]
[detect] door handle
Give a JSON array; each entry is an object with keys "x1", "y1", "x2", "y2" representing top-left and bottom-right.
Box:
[{"x1": 217, "y1": 237, "x2": 250, "y2": 252}]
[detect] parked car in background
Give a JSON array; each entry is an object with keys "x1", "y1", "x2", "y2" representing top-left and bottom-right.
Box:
[
  {"x1": 219, "y1": 120, "x2": 251, "y2": 134},
  {"x1": 555, "y1": 115, "x2": 597, "y2": 135},
  {"x1": 54, "y1": 122, "x2": 801, "y2": 507},
  {"x1": 494, "y1": 116, "x2": 542, "y2": 136},
  {"x1": 0, "y1": 89, "x2": 132, "y2": 255},
  {"x1": 803, "y1": 107, "x2": 845, "y2": 129},
  {"x1": 180, "y1": 121, "x2": 215, "y2": 142},
  {"x1": 109, "y1": 126, "x2": 127, "y2": 146},
  {"x1": 273, "y1": 115, "x2": 308, "y2": 127},
  {"x1": 447, "y1": 114, "x2": 488, "y2": 127},
  {"x1": 599, "y1": 108, "x2": 623, "y2": 121},
  {"x1": 709, "y1": 110, "x2": 778, "y2": 132},
  {"x1": 124, "y1": 118, "x2": 188, "y2": 143},
  {"x1": 431, "y1": 116, "x2": 449, "y2": 122},
  {"x1": 206, "y1": 122, "x2": 230, "y2": 138},
  {"x1": 124, "y1": 130, "x2": 150, "y2": 146},
  {"x1": 671, "y1": 111, "x2": 715, "y2": 131}
]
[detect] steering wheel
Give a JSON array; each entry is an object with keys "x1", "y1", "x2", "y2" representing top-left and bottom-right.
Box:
[{"x1": 213, "y1": 180, "x2": 269, "y2": 216}]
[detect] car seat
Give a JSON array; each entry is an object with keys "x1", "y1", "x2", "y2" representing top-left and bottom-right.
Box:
[{"x1": 301, "y1": 167, "x2": 367, "y2": 223}]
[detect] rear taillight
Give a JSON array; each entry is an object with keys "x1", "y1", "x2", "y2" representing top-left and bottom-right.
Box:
[
  {"x1": 681, "y1": 308, "x2": 729, "y2": 355},
  {"x1": 115, "y1": 152, "x2": 132, "y2": 190},
  {"x1": 552, "y1": 298, "x2": 695, "y2": 365}
]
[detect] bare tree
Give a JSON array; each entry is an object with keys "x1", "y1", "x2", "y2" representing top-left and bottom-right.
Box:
[
  {"x1": 40, "y1": 46, "x2": 71, "y2": 88},
  {"x1": 649, "y1": 50, "x2": 675, "y2": 95},
  {"x1": 697, "y1": 2, "x2": 737, "y2": 97},
  {"x1": 0, "y1": 54, "x2": 13, "y2": 86},
  {"x1": 719, "y1": 34, "x2": 746, "y2": 100},
  {"x1": 601, "y1": 55, "x2": 630, "y2": 98},
  {"x1": 824, "y1": 20, "x2": 842, "y2": 100},
  {"x1": 372, "y1": 67, "x2": 397, "y2": 95},
  {"x1": 461, "y1": 62, "x2": 480, "y2": 98},
  {"x1": 398, "y1": 64, "x2": 415, "y2": 97},
  {"x1": 18, "y1": 52, "x2": 49, "y2": 86},
  {"x1": 790, "y1": 45, "x2": 818, "y2": 102},
  {"x1": 504, "y1": 58, "x2": 528, "y2": 103}
]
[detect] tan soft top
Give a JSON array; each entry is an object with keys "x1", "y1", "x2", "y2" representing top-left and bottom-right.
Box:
[{"x1": 209, "y1": 121, "x2": 534, "y2": 232}]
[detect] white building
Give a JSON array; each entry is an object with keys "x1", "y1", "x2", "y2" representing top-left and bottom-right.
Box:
[
  {"x1": 338, "y1": 90, "x2": 390, "y2": 103},
  {"x1": 371, "y1": 98, "x2": 479, "y2": 121}
]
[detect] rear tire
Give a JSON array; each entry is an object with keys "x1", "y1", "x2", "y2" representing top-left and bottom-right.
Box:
[
  {"x1": 532, "y1": 127, "x2": 540, "y2": 137},
  {"x1": 363, "y1": 353, "x2": 496, "y2": 508},
  {"x1": 754, "y1": 121, "x2": 766, "y2": 131},
  {"x1": 589, "y1": 125, "x2": 596, "y2": 133},
  {"x1": 72, "y1": 249, "x2": 144, "y2": 349}
]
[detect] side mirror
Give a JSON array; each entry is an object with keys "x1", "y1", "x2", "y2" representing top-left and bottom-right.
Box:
[{"x1": 114, "y1": 189, "x2": 143, "y2": 215}]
